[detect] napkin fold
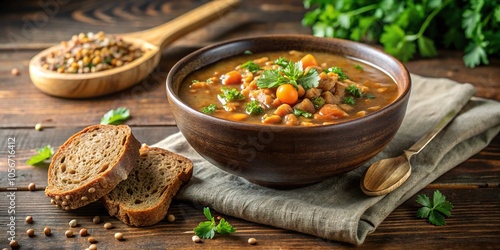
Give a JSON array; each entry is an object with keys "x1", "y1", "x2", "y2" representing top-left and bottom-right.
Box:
[{"x1": 154, "y1": 74, "x2": 500, "y2": 245}]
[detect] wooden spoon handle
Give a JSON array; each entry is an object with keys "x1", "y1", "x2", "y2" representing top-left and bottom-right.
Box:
[{"x1": 123, "y1": 0, "x2": 240, "y2": 50}]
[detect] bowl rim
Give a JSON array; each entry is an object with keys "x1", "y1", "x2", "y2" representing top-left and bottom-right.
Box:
[{"x1": 166, "y1": 34, "x2": 411, "y2": 132}]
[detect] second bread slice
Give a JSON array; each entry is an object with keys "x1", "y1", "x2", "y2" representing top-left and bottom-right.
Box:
[{"x1": 102, "y1": 146, "x2": 193, "y2": 227}]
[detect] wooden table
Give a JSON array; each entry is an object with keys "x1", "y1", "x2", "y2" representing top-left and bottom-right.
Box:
[{"x1": 1, "y1": 0, "x2": 499, "y2": 249}]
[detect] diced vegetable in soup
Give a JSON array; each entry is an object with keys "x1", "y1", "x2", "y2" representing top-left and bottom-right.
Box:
[{"x1": 179, "y1": 51, "x2": 398, "y2": 126}]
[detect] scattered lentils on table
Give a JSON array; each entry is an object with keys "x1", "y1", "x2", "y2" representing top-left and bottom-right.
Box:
[{"x1": 41, "y1": 31, "x2": 145, "y2": 74}]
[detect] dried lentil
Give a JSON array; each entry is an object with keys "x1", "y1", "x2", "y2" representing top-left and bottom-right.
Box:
[
  {"x1": 28, "y1": 182, "x2": 36, "y2": 191},
  {"x1": 9, "y1": 240, "x2": 19, "y2": 248},
  {"x1": 103, "y1": 222, "x2": 113, "y2": 229},
  {"x1": 248, "y1": 237, "x2": 257, "y2": 245},
  {"x1": 44, "y1": 227, "x2": 52, "y2": 236},
  {"x1": 65, "y1": 229, "x2": 74, "y2": 237},
  {"x1": 11, "y1": 67, "x2": 19, "y2": 76},
  {"x1": 25, "y1": 215, "x2": 33, "y2": 223},
  {"x1": 92, "y1": 216, "x2": 100, "y2": 224},
  {"x1": 80, "y1": 228, "x2": 88, "y2": 236},
  {"x1": 192, "y1": 235, "x2": 201, "y2": 243},
  {"x1": 88, "y1": 236, "x2": 97, "y2": 243},
  {"x1": 41, "y1": 31, "x2": 145, "y2": 74},
  {"x1": 167, "y1": 214, "x2": 175, "y2": 222},
  {"x1": 88, "y1": 244, "x2": 97, "y2": 250},
  {"x1": 27, "y1": 228, "x2": 35, "y2": 237},
  {"x1": 35, "y1": 123, "x2": 43, "y2": 131},
  {"x1": 114, "y1": 232, "x2": 124, "y2": 241},
  {"x1": 69, "y1": 219, "x2": 78, "y2": 227},
  {"x1": 88, "y1": 187, "x2": 96, "y2": 193}
]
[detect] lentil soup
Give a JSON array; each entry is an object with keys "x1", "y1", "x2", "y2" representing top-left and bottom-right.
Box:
[{"x1": 179, "y1": 50, "x2": 398, "y2": 126}]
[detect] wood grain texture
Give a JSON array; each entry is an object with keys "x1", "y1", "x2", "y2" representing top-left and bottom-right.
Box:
[
  {"x1": 0, "y1": 0, "x2": 499, "y2": 249},
  {"x1": 0, "y1": 189, "x2": 498, "y2": 249}
]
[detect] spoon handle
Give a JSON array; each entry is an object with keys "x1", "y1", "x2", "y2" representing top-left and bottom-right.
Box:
[
  {"x1": 406, "y1": 109, "x2": 459, "y2": 155},
  {"x1": 123, "y1": 0, "x2": 240, "y2": 50}
]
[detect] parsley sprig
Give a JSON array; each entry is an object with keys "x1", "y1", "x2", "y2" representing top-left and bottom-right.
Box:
[
  {"x1": 26, "y1": 145, "x2": 54, "y2": 165},
  {"x1": 193, "y1": 207, "x2": 236, "y2": 239},
  {"x1": 256, "y1": 60, "x2": 320, "y2": 90},
  {"x1": 100, "y1": 107, "x2": 130, "y2": 125},
  {"x1": 218, "y1": 87, "x2": 245, "y2": 102},
  {"x1": 201, "y1": 104, "x2": 217, "y2": 114},
  {"x1": 416, "y1": 190, "x2": 453, "y2": 226}
]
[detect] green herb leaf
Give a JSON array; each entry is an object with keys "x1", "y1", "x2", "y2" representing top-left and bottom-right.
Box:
[
  {"x1": 100, "y1": 107, "x2": 130, "y2": 125},
  {"x1": 293, "y1": 108, "x2": 313, "y2": 118},
  {"x1": 241, "y1": 61, "x2": 261, "y2": 73},
  {"x1": 194, "y1": 221, "x2": 216, "y2": 239},
  {"x1": 256, "y1": 60, "x2": 319, "y2": 90},
  {"x1": 216, "y1": 218, "x2": 236, "y2": 235},
  {"x1": 354, "y1": 64, "x2": 364, "y2": 70},
  {"x1": 311, "y1": 96, "x2": 325, "y2": 109},
  {"x1": 417, "y1": 36, "x2": 438, "y2": 57},
  {"x1": 256, "y1": 69, "x2": 284, "y2": 89},
  {"x1": 346, "y1": 84, "x2": 363, "y2": 98},
  {"x1": 26, "y1": 145, "x2": 54, "y2": 165},
  {"x1": 274, "y1": 57, "x2": 290, "y2": 67},
  {"x1": 342, "y1": 96, "x2": 356, "y2": 105},
  {"x1": 193, "y1": 207, "x2": 235, "y2": 239},
  {"x1": 219, "y1": 87, "x2": 245, "y2": 102},
  {"x1": 325, "y1": 67, "x2": 349, "y2": 81},
  {"x1": 201, "y1": 104, "x2": 217, "y2": 114},
  {"x1": 416, "y1": 190, "x2": 453, "y2": 226},
  {"x1": 246, "y1": 100, "x2": 264, "y2": 115}
]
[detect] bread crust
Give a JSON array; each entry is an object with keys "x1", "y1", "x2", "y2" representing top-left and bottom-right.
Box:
[
  {"x1": 102, "y1": 146, "x2": 193, "y2": 227},
  {"x1": 45, "y1": 124, "x2": 140, "y2": 210}
]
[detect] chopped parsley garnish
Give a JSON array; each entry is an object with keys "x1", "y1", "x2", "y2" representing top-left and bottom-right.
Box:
[
  {"x1": 192, "y1": 80, "x2": 199, "y2": 83},
  {"x1": 256, "y1": 60, "x2": 320, "y2": 90},
  {"x1": 241, "y1": 61, "x2": 261, "y2": 73},
  {"x1": 342, "y1": 96, "x2": 356, "y2": 105},
  {"x1": 206, "y1": 78, "x2": 213, "y2": 84},
  {"x1": 26, "y1": 145, "x2": 54, "y2": 165},
  {"x1": 346, "y1": 84, "x2": 363, "y2": 98},
  {"x1": 194, "y1": 207, "x2": 236, "y2": 239},
  {"x1": 100, "y1": 107, "x2": 130, "y2": 125},
  {"x1": 245, "y1": 100, "x2": 264, "y2": 115},
  {"x1": 416, "y1": 190, "x2": 453, "y2": 226},
  {"x1": 243, "y1": 50, "x2": 253, "y2": 55},
  {"x1": 325, "y1": 67, "x2": 349, "y2": 81},
  {"x1": 201, "y1": 104, "x2": 217, "y2": 114},
  {"x1": 311, "y1": 96, "x2": 325, "y2": 109},
  {"x1": 354, "y1": 64, "x2": 364, "y2": 70},
  {"x1": 274, "y1": 57, "x2": 290, "y2": 67},
  {"x1": 218, "y1": 87, "x2": 245, "y2": 102},
  {"x1": 293, "y1": 108, "x2": 313, "y2": 118}
]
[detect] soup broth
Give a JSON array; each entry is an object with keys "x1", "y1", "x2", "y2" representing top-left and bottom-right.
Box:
[{"x1": 179, "y1": 50, "x2": 398, "y2": 126}]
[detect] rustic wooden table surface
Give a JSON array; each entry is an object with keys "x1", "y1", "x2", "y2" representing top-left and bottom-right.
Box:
[{"x1": 1, "y1": 0, "x2": 499, "y2": 249}]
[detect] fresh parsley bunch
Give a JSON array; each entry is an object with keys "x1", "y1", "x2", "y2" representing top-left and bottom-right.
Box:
[{"x1": 302, "y1": 0, "x2": 500, "y2": 67}]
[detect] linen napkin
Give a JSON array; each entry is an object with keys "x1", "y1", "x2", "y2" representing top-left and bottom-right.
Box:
[{"x1": 154, "y1": 74, "x2": 500, "y2": 245}]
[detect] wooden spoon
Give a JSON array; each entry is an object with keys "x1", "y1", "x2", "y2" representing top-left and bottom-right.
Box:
[
  {"x1": 29, "y1": 0, "x2": 240, "y2": 98},
  {"x1": 361, "y1": 109, "x2": 459, "y2": 196}
]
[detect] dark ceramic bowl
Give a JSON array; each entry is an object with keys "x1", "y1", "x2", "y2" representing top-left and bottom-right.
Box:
[{"x1": 166, "y1": 35, "x2": 411, "y2": 188}]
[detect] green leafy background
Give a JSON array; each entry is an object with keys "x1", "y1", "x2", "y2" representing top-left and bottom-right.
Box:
[{"x1": 302, "y1": 0, "x2": 500, "y2": 67}]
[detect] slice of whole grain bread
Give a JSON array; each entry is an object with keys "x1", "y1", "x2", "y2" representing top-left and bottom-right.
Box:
[
  {"x1": 45, "y1": 124, "x2": 141, "y2": 210},
  {"x1": 102, "y1": 145, "x2": 193, "y2": 227}
]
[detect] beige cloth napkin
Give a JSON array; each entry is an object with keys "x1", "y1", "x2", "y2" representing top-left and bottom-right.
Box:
[{"x1": 154, "y1": 74, "x2": 500, "y2": 245}]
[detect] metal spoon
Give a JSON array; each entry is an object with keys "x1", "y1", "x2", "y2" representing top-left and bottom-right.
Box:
[
  {"x1": 361, "y1": 109, "x2": 459, "y2": 196},
  {"x1": 29, "y1": 0, "x2": 240, "y2": 98}
]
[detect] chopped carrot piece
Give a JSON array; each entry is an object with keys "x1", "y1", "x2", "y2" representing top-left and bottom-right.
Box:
[
  {"x1": 300, "y1": 54, "x2": 318, "y2": 70},
  {"x1": 222, "y1": 71, "x2": 242, "y2": 85}
]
